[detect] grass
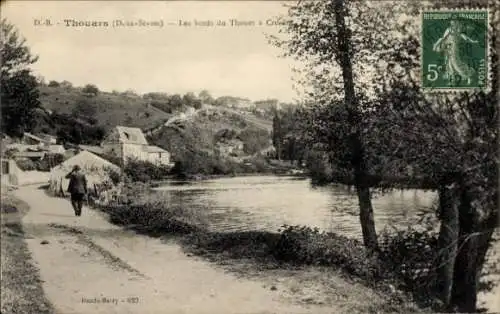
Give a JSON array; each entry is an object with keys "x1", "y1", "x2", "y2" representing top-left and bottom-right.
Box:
[
  {"x1": 38, "y1": 85, "x2": 171, "y2": 131},
  {"x1": 1, "y1": 192, "x2": 55, "y2": 314}
]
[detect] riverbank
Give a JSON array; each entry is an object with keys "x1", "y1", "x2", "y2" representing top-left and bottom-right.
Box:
[
  {"x1": 149, "y1": 158, "x2": 306, "y2": 183},
  {"x1": 94, "y1": 180, "x2": 500, "y2": 314},
  {"x1": 95, "y1": 198, "x2": 434, "y2": 312},
  {"x1": 1, "y1": 190, "x2": 55, "y2": 314},
  {"x1": 151, "y1": 171, "x2": 307, "y2": 186},
  {"x1": 14, "y1": 185, "x2": 421, "y2": 314}
]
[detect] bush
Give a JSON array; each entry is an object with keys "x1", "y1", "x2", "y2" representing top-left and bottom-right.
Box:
[
  {"x1": 273, "y1": 223, "x2": 441, "y2": 308},
  {"x1": 105, "y1": 167, "x2": 122, "y2": 185},
  {"x1": 274, "y1": 225, "x2": 374, "y2": 273},
  {"x1": 33, "y1": 154, "x2": 65, "y2": 172},
  {"x1": 238, "y1": 128, "x2": 270, "y2": 155},
  {"x1": 305, "y1": 150, "x2": 333, "y2": 185},
  {"x1": 379, "y1": 226, "x2": 440, "y2": 304},
  {"x1": 15, "y1": 159, "x2": 36, "y2": 171},
  {"x1": 124, "y1": 158, "x2": 171, "y2": 182},
  {"x1": 4, "y1": 148, "x2": 19, "y2": 158}
]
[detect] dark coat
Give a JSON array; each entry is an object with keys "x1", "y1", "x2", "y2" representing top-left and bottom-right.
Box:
[{"x1": 66, "y1": 171, "x2": 88, "y2": 195}]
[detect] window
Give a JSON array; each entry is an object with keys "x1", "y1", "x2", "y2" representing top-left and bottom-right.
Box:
[{"x1": 158, "y1": 153, "x2": 161, "y2": 158}]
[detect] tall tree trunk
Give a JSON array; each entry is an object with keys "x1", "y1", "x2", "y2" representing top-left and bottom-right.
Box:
[
  {"x1": 451, "y1": 188, "x2": 479, "y2": 313},
  {"x1": 334, "y1": 0, "x2": 378, "y2": 251},
  {"x1": 436, "y1": 185, "x2": 459, "y2": 311},
  {"x1": 452, "y1": 196, "x2": 498, "y2": 312}
]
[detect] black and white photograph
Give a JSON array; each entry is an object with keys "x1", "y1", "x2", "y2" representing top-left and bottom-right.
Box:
[{"x1": 1, "y1": 1, "x2": 499, "y2": 313}]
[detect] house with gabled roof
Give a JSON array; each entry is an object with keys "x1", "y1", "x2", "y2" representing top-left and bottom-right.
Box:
[{"x1": 101, "y1": 126, "x2": 172, "y2": 166}]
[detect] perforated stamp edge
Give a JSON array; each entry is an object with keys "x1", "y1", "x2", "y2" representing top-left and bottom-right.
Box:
[{"x1": 419, "y1": 6, "x2": 493, "y2": 94}]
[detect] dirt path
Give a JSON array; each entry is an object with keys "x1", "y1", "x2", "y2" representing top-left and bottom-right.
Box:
[{"x1": 14, "y1": 186, "x2": 359, "y2": 314}]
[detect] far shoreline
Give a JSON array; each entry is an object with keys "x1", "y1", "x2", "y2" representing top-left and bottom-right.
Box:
[{"x1": 150, "y1": 170, "x2": 309, "y2": 186}]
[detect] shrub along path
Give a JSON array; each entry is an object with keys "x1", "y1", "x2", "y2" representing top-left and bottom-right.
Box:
[{"x1": 14, "y1": 185, "x2": 400, "y2": 314}]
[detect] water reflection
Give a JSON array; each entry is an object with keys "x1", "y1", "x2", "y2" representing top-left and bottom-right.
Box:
[{"x1": 153, "y1": 176, "x2": 437, "y2": 239}]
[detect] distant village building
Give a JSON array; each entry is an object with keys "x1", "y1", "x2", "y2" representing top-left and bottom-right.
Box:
[
  {"x1": 101, "y1": 126, "x2": 172, "y2": 166},
  {"x1": 22, "y1": 132, "x2": 57, "y2": 146},
  {"x1": 5, "y1": 133, "x2": 65, "y2": 162},
  {"x1": 49, "y1": 150, "x2": 119, "y2": 197}
]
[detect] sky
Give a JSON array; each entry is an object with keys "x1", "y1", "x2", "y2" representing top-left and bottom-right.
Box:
[{"x1": 2, "y1": 1, "x2": 299, "y2": 102}]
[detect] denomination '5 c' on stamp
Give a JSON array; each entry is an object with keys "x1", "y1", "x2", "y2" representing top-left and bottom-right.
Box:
[{"x1": 421, "y1": 9, "x2": 490, "y2": 92}]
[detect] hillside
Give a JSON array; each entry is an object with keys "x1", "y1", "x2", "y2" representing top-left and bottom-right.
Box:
[
  {"x1": 38, "y1": 85, "x2": 171, "y2": 130},
  {"x1": 148, "y1": 105, "x2": 274, "y2": 175},
  {"x1": 35, "y1": 82, "x2": 279, "y2": 174}
]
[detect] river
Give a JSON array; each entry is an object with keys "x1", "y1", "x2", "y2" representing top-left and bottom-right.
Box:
[{"x1": 153, "y1": 175, "x2": 438, "y2": 239}]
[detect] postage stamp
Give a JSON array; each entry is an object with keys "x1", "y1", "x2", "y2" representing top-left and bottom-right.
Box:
[{"x1": 421, "y1": 9, "x2": 490, "y2": 92}]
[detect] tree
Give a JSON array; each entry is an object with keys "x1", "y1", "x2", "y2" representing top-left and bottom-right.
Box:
[
  {"x1": 192, "y1": 99, "x2": 202, "y2": 110},
  {"x1": 273, "y1": 0, "x2": 390, "y2": 251},
  {"x1": 198, "y1": 90, "x2": 214, "y2": 104},
  {"x1": 272, "y1": 111, "x2": 282, "y2": 160},
  {"x1": 48, "y1": 80, "x2": 60, "y2": 87},
  {"x1": 168, "y1": 94, "x2": 183, "y2": 110},
  {"x1": 1, "y1": 19, "x2": 41, "y2": 137},
  {"x1": 275, "y1": 0, "x2": 498, "y2": 311},
  {"x1": 182, "y1": 92, "x2": 198, "y2": 107},
  {"x1": 71, "y1": 97, "x2": 97, "y2": 118},
  {"x1": 60, "y1": 80, "x2": 73, "y2": 89},
  {"x1": 82, "y1": 84, "x2": 99, "y2": 96},
  {"x1": 366, "y1": 1, "x2": 498, "y2": 310}
]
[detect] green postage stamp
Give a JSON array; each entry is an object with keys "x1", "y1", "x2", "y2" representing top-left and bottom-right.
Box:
[{"x1": 421, "y1": 9, "x2": 490, "y2": 92}]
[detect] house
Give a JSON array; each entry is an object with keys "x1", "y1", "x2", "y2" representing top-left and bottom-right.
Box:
[
  {"x1": 49, "y1": 150, "x2": 120, "y2": 197},
  {"x1": 1, "y1": 157, "x2": 51, "y2": 186},
  {"x1": 22, "y1": 132, "x2": 57, "y2": 146},
  {"x1": 6, "y1": 143, "x2": 65, "y2": 160},
  {"x1": 47, "y1": 145, "x2": 65, "y2": 154},
  {"x1": 143, "y1": 145, "x2": 171, "y2": 165},
  {"x1": 101, "y1": 126, "x2": 172, "y2": 166}
]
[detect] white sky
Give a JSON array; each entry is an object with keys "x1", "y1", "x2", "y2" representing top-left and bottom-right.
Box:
[{"x1": 2, "y1": 1, "x2": 299, "y2": 102}]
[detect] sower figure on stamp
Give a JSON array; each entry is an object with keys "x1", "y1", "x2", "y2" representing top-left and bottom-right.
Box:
[
  {"x1": 65, "y1": 165, "x2": 88, "y2": 217},
  {"x1": 432, "y1": 19, "x2": 479, "y2": 85}
]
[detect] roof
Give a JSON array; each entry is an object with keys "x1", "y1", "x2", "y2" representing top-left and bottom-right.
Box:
[
  {"x1": 47, "y1": 145, "x2": 65, "y2": 154},
  {"x1": 50, "y1": 151, "x2": 120, "y2": 188},
  {"x1": 7, "y1": 144, "x2": 65, "y2": 154},
  {"x1": 53, "y1": 150, "x2": 119, "y2": 173},
  {"x1": 23, "y1": 132, "x2": 47, "y2": 143},
  {"x1": 116, "y1": 126, "x2": 148, "y2": 145},
  {"x1": 14, "y1": 151, "x2": 46, "y2": 158},
  {"x1": 79, "y1": 145, "x2": 104, "y2": 156},
  {"x1": 6, "y1": 144, "x2": 39, "y2": 151},
  {"x1": 23, "y1": 132, "x2": 57, "y2": 144},
  {"x1": 142, "y1": 145, "x2": 168, "y2": 153}
]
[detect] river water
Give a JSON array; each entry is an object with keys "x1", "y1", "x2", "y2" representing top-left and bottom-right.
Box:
[{"x1": 153, "y1": 175, "x2": 438, "y2": 239}]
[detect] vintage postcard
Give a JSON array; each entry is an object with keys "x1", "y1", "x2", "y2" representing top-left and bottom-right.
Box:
[{"x1": 1, "y1": 1, "x2": 498, "y2": 314}]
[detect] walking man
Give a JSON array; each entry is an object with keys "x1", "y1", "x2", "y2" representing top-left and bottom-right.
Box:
[{"x1": 65, "y1": 165, "x2": 88, "y2": 216}]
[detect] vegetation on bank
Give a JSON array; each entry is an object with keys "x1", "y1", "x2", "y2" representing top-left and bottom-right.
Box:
[
  {"x1": 13, "y1": 153, "x2": 65, "y2": 172},
  {"x1": 1, "y1": 194, "x2": 55, "y2": 314},
  {"x1": 102, "y1": 155, "x2": 300, "y2": 185},
  {"x1": 93, "y1": 185, "x2": 444, "y2": 312}
]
